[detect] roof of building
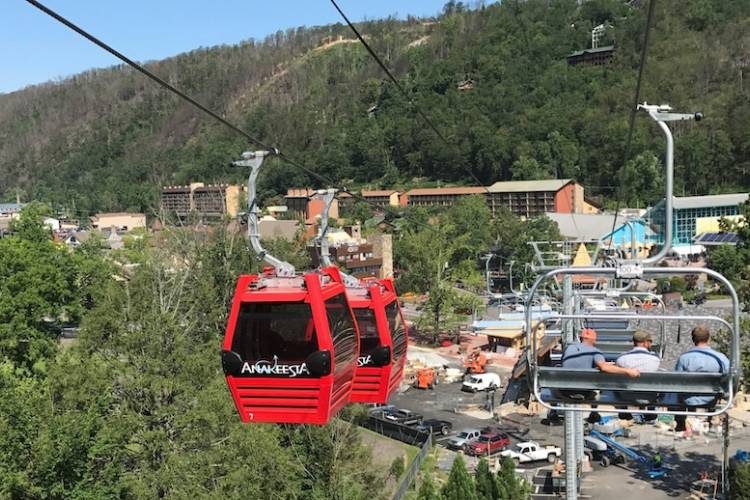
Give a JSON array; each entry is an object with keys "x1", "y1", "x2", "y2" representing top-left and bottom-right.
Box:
[
  {"x1": 0, "y1": 203, "x2": 24, "y2": 213},
  {"x1": 673, "y1": 193, "x2": 749, "y2": 210},
  {"x1": 568, "y1": 45, "x2": 615, "y2": 57},
  {"x1": 486, "y1": 179, "x2": 573, "y2": 193},
  {"x1": 406, "y1": 186, "x2": 486, "y2": 196},
  {"x1": 362, "y1": 190, "x2": 399, "y2": 197},
  {"x1": 285, "y1": 188, "x2": 316, "y2": 198},
  {"x1": 92, "y1": 212, "x2": 145, "y2": 219},
  {"x1": 545, "y1": 212, "x2": 618, "y2": 241}
]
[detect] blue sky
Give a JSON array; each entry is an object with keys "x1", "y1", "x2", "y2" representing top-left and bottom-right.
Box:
[{"x1": 1, "y1": 1, "x2": 455, "y2": 94}]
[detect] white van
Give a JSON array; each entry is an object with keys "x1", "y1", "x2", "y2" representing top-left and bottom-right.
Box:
[{"x1": 461, "y1": 373, "x2": 501, "y2": 393}]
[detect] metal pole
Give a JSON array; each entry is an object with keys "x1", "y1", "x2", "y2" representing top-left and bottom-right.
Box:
[
  {"x1": 573, "y1": 294, "x2": 584, "y2": 464},
  {"x1": 723, "y1": 414, "x2": 730, "y2": 495},
  {"x1": 562, "y1": 275, "x2": 577, "y2": 500},
  {"x1": 509, "y1": 260, "x2": 515, "y2": 294},
  {"x1": 484, "y1": 253, "x2": 493, "y2": 295}
]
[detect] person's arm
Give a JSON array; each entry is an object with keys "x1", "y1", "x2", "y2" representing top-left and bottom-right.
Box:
[
  {"x1": 674, "y1": 356, "x2": 685, "y2": 372},
  {"x1": 595, "y1": 359, "x2": 640, "y2": 377}
]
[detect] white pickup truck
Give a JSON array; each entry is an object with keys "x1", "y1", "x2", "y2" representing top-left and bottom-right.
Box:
[{"x1": 500, "y1": 441, "x2": 562, "y2": 464}]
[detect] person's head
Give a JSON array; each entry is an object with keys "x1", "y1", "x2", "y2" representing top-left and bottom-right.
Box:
[
  {"x1": 580, "y1": 328, "x2": 597, "y2": 345},
  {"x1": 632, "y1": 330, "x2": 653, "y2": 349},
  {"x1": 691, "y1": 325, "x2": 711, "y2": 346}
]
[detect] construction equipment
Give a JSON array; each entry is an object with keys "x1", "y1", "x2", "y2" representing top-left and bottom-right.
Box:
[
  {"x1": 590, "y1": 430, "x2": 667, "y2": 478},
  {"x1": 415, "y1": 368, "x2": 435, "y2": 390},
  {"x1": 465, "y1": 350, "x2": 487, "y2": 374}
]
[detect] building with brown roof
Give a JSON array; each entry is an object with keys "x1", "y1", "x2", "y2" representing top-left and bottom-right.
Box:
[
  {"x1": 486, "y1": 179, "x2": 587, "y2": 218},
  {"x1": 402, "y1": 186, "x2": 487, "y2": 208},
  {"x1": 361, "y1": 190, "x2": 400, "y2": 208},
  {"x1": 90, "y1": 213, "x2": 146, "y2": 231}
]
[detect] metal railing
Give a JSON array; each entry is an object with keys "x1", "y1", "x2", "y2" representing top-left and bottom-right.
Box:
[{"x1": 393, "y1": 430, "x2": 433, "y2": 500}]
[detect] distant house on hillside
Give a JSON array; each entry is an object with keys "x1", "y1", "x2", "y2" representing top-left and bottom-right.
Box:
[
  {"x1": 90, "y1": 213, "x2": 146, "y2": 231},
  {"x1": 567, "y1": 45, "x2": 615, "y2": 66}
]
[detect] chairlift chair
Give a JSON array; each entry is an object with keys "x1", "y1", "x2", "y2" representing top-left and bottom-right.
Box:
[
  {"x1": 526, "y1": 266, "x2": 738, "y2": 417},
  {"x1": 524, "y1": 103, "x2": 736, "y2": 416},
  {"x1": 221, "y1": 152, "x2": 360, "y2": 425}
]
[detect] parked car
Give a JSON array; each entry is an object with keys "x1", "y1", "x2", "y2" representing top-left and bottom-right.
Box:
[
  {"x1": 382, "y1": 408, "x2": 423, "y2": 426},
  {"x1": 500, "y1": 441, "x2": 562, "y2": 464},
  {"x1": 445, "y1": 428, "x2": 482, "y2": 450},
  {"x1": 368, "y1": 404, "x2": 395, "y2": 415},
  {"x1": 417, "y1": 419, "x2": 453, "y2": 436},
  {"x1": 461, "y1": 373, "x2": 501, "y2": 393},
  {"x1": 466, "y1": 432, "x2": 511, "y2": 456}
]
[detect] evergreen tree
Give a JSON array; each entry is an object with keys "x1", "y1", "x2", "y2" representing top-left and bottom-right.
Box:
[
  {"x1": 417, "y1": 472, "x2": 441, "y2": 500},
  {"x1": 442, "y1": 454, "x2": 478, "y2": 500},
  {"x1": 496, "y1": 457, "x2": 530, "y2": 500},
  {"x1": 730, "y1": 462, "x2": 750, "y2": 499},
  {"x1": 475, "y1": 458, "x2": 499, "y2": 500}
]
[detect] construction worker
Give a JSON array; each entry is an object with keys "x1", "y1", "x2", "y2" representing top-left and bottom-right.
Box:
[{"x1": 673, "y1": 325, "x2": 729, "y2": 432}]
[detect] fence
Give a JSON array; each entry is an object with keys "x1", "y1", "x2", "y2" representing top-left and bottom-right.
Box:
[{"x1": 392, "y1": 429, "x2": 432, "y2": 500}]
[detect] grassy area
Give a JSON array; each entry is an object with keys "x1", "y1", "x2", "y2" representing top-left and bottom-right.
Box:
[{"x1": 706, "y1": 293, "x2": 730, "y2": 301}]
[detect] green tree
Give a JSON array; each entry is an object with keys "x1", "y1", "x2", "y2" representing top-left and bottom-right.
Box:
[
  {"x1": 708, "y1": 245, "x2": 743, "y2": 283},
  {"x1": 730, "y1": 462, "x2": 750, "y2": 499},
  {"x1": 442, "y1": 454, "x2": 478, "y2": 500},
  {"x1": 10, "y1": 202, "x2": 52, "y2": 243},
  {"x1": 496, "y1": 457, "x2": 530, "y2": 500},
  {"x1": 475, "y1": 458, "x2": 499, "y2": 500},
  {"x1": 417, "y1": 472, "x2": 441, "y2": 500}
]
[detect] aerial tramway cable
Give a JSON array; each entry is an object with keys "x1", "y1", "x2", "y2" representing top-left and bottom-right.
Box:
[
  {"x1": 605, "y1": 0, "x2": 658, "y2": 249},
  {"x1": 329, "y1": 0, "x2": 490, "y2": 193},
  {"x1": 23, "y1": 0, "x2": 439, "y2": 234}
]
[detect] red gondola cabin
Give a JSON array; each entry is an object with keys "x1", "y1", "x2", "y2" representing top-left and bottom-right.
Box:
[
  {"x1": 222, "y1": 267, "x2": 359, "y2": 425},
  {"x1": 348, "y1": 279, "x2": 408, "y2": 403}
]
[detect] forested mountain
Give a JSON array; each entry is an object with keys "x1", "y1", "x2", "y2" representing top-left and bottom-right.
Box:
[{"x1": 1, "y1": 0, "x2": 749, "y2": 215}]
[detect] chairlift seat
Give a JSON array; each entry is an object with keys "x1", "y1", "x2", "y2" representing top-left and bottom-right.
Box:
[{"x1": 538, "y1": 367, "x2": 727, "y2": 397}]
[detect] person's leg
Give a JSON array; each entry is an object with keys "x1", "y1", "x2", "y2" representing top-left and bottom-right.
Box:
[{"x1": 674, "y1": 413, "x2": 686, "y2": 432}]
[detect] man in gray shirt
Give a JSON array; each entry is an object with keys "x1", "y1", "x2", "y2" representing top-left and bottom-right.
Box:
[
  {"x1": 616, "y1": 331, "x2": 661, "y2": 371},
  {"x1": 615, "y1": 331, "x2": 661, "y2": 420}
]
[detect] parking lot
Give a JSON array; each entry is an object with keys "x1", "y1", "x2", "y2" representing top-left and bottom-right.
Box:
[
  {"x1": 389, "y1": 378, "x2": 565, "y2": 464},
  {"x1": 383, "y1": 374, "x2": 750, "y2": 498}
]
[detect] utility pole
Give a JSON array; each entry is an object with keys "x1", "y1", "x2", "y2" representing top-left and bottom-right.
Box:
[{"x1": 562, "y1": 275, "x2": 578, "y2": 500}]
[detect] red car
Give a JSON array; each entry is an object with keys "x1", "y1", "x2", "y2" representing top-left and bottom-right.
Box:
[{"x1": 466, "y1": 432, "x2": 511, "y2": 456}]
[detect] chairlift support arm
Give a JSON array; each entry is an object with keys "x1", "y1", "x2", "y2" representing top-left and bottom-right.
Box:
[
  {"x1": 233, "y1": 150, "x2": 295, "y2": 277},
  {"x1": 317, "y1": 188, "x2": 361, "y2": 288}
]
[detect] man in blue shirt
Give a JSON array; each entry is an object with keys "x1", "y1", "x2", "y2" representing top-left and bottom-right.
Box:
[{"x1": 674, "y1": 325, "x2": 729, "y2": 432}]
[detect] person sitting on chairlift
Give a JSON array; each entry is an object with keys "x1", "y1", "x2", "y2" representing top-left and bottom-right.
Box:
[
  {"x1": 673, "y1": 325, "x2": 729, "y2": 433},
  {"x1": 615, "y1": 331, "x2": 661, "y2": 420},
  {"x1": 555, "y1": 328, "x2": 639, "y2": 422}
]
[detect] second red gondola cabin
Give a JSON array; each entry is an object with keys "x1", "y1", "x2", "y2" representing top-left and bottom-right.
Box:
[{"x1": 348, "y1": 279, "x2": 408, "y2": 403}]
